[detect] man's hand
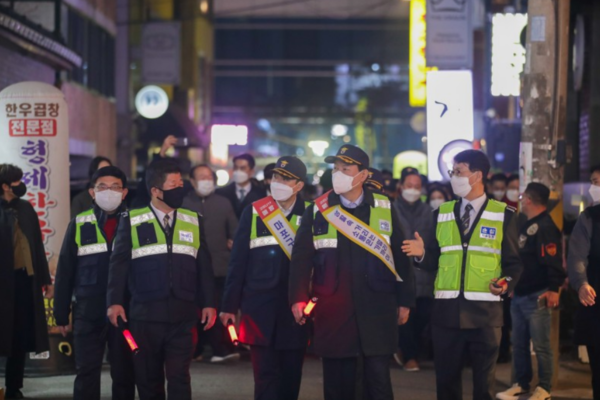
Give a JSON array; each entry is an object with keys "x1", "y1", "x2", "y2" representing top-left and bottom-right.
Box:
[
  {"x1": 219, "y1": 312, "x2": 236, "y2": 327},
  {"x1": 227, "y1": 239, "x2": 234, "y2": 251},
  {"x1": 291, "y1": 302, "x2": 307, "y2": 325},
  {"x1": 159, "y1": 135, "x2": 177, "y2": 157},
  {"x1": 58, "y1": 326, "x2": 70, "y2": 338},
  {"x1": 538, "y1": 291, "x2": 560, "y2": 309},
  {"x1": 579, "y1": 284, "x2": 597, "y2": 307},
  {"x1": 43, "y1": 284, "x2": 54, "y2": 299},
  {"x1": 201, "y1": 308, "x2": 217, "y2": 331},
  {"x1": 397, "y1": 307, "x2": 410, "y2": 325},
  {"x1": 107, "y1": 305, "x2": 127, "y2": 327},
  {"x1": 402, "y1": 232, "x2": 425, "y2": 258},
  {"x1": 489, "y1": 278, "x2": 506, "y2": 296}
]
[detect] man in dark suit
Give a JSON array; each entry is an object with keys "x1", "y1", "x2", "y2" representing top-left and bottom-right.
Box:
[
  {"x1": 216, "y1": 154, "x2": 267, "y2": 218},
  {"x1": 403, "y1": 150, "x2": 523, "y2": 400}
]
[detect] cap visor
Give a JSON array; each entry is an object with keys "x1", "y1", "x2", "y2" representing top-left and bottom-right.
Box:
[
  {"x1": 272, "y1": 168, "x2": 300, "y2": 180},
  {"x1": 325, "y1": 155, "x2": 361, "y2": 165}
]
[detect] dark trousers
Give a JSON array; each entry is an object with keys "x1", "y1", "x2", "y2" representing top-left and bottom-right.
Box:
[
  {"x1": 499, "y1": 298, "x2": 512, "y2": 360},
  {"x1": 588, "y1": 345, "x2": 600, "y2": 400},
  {"x1": 130, "y1": 320, "x2": 196, "y2": 400},
  {"x1": 194, "y1": 278, "x2": 234, "y2": 358},
  {"x1": 73, "y1": 318, "x2": 135, "y2": 400},
  {"x1": 322, "y1": 356, "x2": 393, "y2": 400},
  {"x1": 5, "y1": 270, "x2": 34, "y2": 391},
  {"x1": 398, "y1": 297, "x2": 433, "y2": 361},
  {"x1": 432, "y1": 325, "x2": 501, "y2": 400},
  {"x1": 249, "y1": 345, "x2": 304, "y2": 400}
]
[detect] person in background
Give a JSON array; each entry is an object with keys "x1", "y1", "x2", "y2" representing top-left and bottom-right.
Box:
[
  {"x1": 183, "y1": 164, "x2": 239, "y2": 364},
  {"x1": 490, "y1": 173, "x2": 508, "y2": 202},
  {"x1": 263, "y1": 163, "x2": 276, "y2": 195},
  {"x1": 216, "y1": 154, "x2": 267, "y2": 219},
  {"x1": 384, "y1": 179, "x2": 399, "y2": 201},
  {"x1": 320, "y1": 169, "x2": 333, "y2": 193},
  {"x1": 0, "y1": 164, "x2": 53, "y2": 400},
  {"x1": 365, "y1": 168, "x2": 385, "y2": 195},
  {"x1": 505, "y1": 175, "x2": 520, "y2": 209},
  {"x1": 394, "y1": 167, "x2": 436, "y2": 372},
  {"x1": 54, "y1": 166, "x2": 135, "y2": 400},
  {"x1": 71, "y1": 156, "x2": 112, "y2": 218},
  {"x1": 567, "y1": 164, "x2": 600, "y2": 400},
  {"x1": 301, "y1": 183, "x2": 318, "y2": 202},
  {"x1": 427, "y1": 184, "x2": 451, "y2": 211},
  {"x1": 496, "y1": 182, "x2": 565, "y2": 400}
]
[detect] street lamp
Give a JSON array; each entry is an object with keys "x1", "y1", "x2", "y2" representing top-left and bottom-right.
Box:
[{"x1": 308, "y1": 141, "x2": 329, "y2": 157}]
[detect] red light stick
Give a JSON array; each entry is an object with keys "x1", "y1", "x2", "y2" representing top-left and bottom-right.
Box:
[
  {"x1": 227, "y1": 320, "x2": 239, "y2": 346},
  {"x1": 303, "y1": 297, "x2": 318, "y2": 317},
  {"x1": 117, "y1": 316, "x2": 140, "y2": 355},
  {"x1": 492, "y1": 276, "x2": 513, "y2": 289}
]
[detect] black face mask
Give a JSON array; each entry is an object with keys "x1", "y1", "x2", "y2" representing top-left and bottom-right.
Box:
[
  {"x1": 11, "y1": 182, "x2": 27, "y2": 198},
  {"x1": 157, "y1": 186, "x2": 185, "y2": 209}
]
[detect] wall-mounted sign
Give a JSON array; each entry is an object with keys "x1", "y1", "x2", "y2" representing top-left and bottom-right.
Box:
[
  {"x1": 426, "y1": 0, "x2": 473, "y2": 69},
  {"x1": 142, "y1": 22, "x2": 181, "y2": 85},
  {"x1": 135, "y1": 85, "x2": 169, "y2": 119},
  {"x1": 491, "y1": 13, "x2": 527, "y2": 96}
]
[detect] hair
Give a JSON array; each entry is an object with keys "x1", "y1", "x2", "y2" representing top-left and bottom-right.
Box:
[
  {"x1": 189, "y1": 164, "x2": 216, "y2": 182},
  {"x1": 0, "y1": 164, "x2": 24, "y2": 195},
  {"x1": 400, "y1": 172, "x2": 420, "y2": 185},
  {"x1": 233, "y1": 153, "x2": 256, "y2": 170},
  {"x1": 524, "y1": 182, "x2": 550, "y2": 206},
  {"x1": 427, "y1": 184, "x2": 451, "y2": 203},
  {"x1": 490, "y1": 173, "x2": 508, "y2": 184},
  {"x1": 146, "y1": 159, "x2": 182, "y2": 193},
  {"x1": 590, "y1": 165, "x2": 600, "y2": 175},
  {"x1": 381, "y1": 169, "x2": 393, "y2": 176},
  {"x1": 91, "y1": 166, "x2": 127, "y2": 188},
  {"x1": 88, "y1": 156, "x2": 112, "y2": 180},
  {"x1": 453, "y1": 150, "x2": 491, "y2": 182},
  {"x1": 263, "y1": 163, "x2": 276, "y2": 180},
  {"x1": 507, "y1": 174, "x2": 519, "y2": 184}
]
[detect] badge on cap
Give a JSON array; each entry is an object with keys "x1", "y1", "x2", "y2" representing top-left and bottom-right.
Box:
[
  {"x1": 527, "y1": 223, "x2": 539, "y2": 236},
  {"x1": 280, "y1": 160, "x2": 288, "y2": 168},
  {"x1": 340, "y1": 147, "x2": 348, "y2": 154},
  {"x1": 480, "y1": 226, "x2": 497, "y2": 240}
]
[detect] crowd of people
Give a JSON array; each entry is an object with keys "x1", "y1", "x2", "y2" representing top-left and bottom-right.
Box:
[{"x1": 0, "y1": 137, "x2": 599, "y2": 400}]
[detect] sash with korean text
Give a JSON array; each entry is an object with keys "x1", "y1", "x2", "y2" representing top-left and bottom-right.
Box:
[{"x1": 253, "y1": 196, "x2": 297, "y2": 259}]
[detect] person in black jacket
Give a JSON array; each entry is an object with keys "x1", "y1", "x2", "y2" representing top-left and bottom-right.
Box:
[
  {"x1": 106, "y1": 159, "x2": 216, "y2": 400},
  {"x1": 54, "y1": 166, "x2": 135, "y2": 400},
  {"x1": 216, "y1": 153, "x2": 267, "y2": 218}
]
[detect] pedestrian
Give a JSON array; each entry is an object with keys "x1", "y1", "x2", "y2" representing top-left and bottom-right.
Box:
[
  {"x1": 290, "y1": 145, "x2": 415, "y2": 400},
  {"x1": 505, "y1": 175, "x2": 520, "y2": 209},
  {"x1": 183, "y1": 164, "x2": 240, "y2": 363},
  {"x1": 54, "y1": 166, "x2": 135, "y2": 400},
  {"x1": 220, "y1": 156, "x2": 309, "y2": 400},
  {"x1": 427, "y1": 184, "x2": 451, "y2": 211},
  {"x1": 567, "y1": 164, "x2": 600, "y2": 400},
  {"x1": 216, "y1": 154, "x2": 267, "y2": 218},
  {"x1": 0, "y1": 164, "x2": 53, "y2": 400},
  {"x1": 106, "y1": 159, "x2": 217, "y2": 400},
  {"x1": 490, "y1": 173, "x2": 508, "y2": 202},
  {"x1": 394, "y1": 167, "x2": 436, "y2": 372},
  {"x1": 403, "y1": 150, "x2": 523, "y2": 400},
  {"x1": 365, "y1": 167, "x2": 385, "y2": 194},
  {"x1": 496, "y1": 182, "x2": 565, "y2": 400},
  {"x1": 71, "y1": 156, "x2": 112, "y2": 218}
]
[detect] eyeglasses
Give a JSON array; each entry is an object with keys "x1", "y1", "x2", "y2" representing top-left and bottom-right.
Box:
[
  {"x1": 95, "y1": 184, "x2": 123, "y2": 192},
  {"x1": 448, "y1": 169, "x2": 477, "y2": 178}
]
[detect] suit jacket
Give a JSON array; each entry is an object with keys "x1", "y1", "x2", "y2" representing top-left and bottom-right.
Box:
[
  {"x1": 421, "y1": 198, "x2": 523, "y2": 329},
  {"x1": 216, "y1": 181, "x2": 267, "y2": 219}
]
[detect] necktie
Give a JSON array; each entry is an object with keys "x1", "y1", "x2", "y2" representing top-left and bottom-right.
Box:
[
  {"x1": 461, "y1": 204, "x2": 473, "y2": 235},
  {"x1": 163, "y1": 214, "x2": 171, "y2": 236},
  {"x1": 239, "y1": 189, "x2": 246, "y2": 201}
]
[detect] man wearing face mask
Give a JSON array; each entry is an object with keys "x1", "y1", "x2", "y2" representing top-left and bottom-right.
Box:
[
  {"x1": 402, "y1": 150, "x2": 522, "y2": 400},
  {"x1": 217, "y1": 154, "x2": 267, "y2": 218},
  {"x1": 106, "y1": 159, "x2": 217, "y2": 400},
  {"x1": 0, "y1": 164, "x2": 53, "y2": 400},
  {"x1": 221, "y1": 156, "x2": 309, "y2": 400},
  {"x1": 183, "y1": 164, "x2": 239, "y2": 363},
  {"x1": 290, "y1": 145, "x2": 415, "y2": 400},
  {"x1": 505, "y1": 175, "x2": 520, "y2": 209},
  {"x1": 393, "y1": 167, "x2": 436, "y2": 372},
  {"x1": 489, "y1": 173, "x2": 508, "y2": 203},
  {"x1": 54, "y1": 166, "x2": 135, "y2": 400}
]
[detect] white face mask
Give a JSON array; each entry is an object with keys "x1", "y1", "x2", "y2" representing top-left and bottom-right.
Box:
[
  {"x1": 332, "y1": 170, "x2": 361, "y2": 195},
  {"x1": 506, "y1": 189, "x2": 519, "y2": 202},
  {"x1": 451, "y1": 174, "x2": 474, "y2": 198},
  {"x1": 94, "y1": 190, "x2": 122, "y2": 212},
  {"x1": 271, "y1": 181, "x2": 296, "y2": 202},
  {"x1": 196, "y1": 180, "x2": 215, "y2": 197},
  {"x1": 492, "y1": 190, "x2": 506, "y2": 201},
  {"x1": 232, "y1": 170, "x2": 249, "y2": 184},
  {"x1": 429, "y1": 199, "x2": 444, "y2": 210},
  {"x1": 590, "y1": 184, "x2": 600, "y2": 204},
  {"x1": 401, "y1": 188, "x2": 421, "y2": 203}
]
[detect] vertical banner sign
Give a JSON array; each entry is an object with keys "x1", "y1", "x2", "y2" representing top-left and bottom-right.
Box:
[
  {"x1": 519, "y1": 142, "x2": 533, "y2": 195},
  {"x1": 426, "y1": 0, "x2": 473, "y2": 69},
  {"x1": 409, "y1": 0, "x2": 428, "y2": 107},
  {"x1": 142, "y1": 22, "x2": 181, "y2": 85}
]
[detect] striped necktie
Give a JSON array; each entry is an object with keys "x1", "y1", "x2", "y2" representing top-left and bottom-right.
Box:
[
  {"x1": 461, "y1": 204, "x2": 473, "y2": 235},
  {"x1": 163, "y1": 214, "x2": 171, "y2": 236}
]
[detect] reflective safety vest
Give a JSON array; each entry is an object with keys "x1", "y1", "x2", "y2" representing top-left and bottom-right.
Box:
[
  {"x1": 74, "y1": 209, "x2": 111, "y2": 297},
  {"x1": 75, "y1": 209, "x2": 108, "y2": 256},
  {"x1": 435, "y1": 200, "x2": 506, "y2": 302},
  {"x1": 249, "y1": 202, "x2": 308, "y2": 250},
  {"x1": 128, "y1": 207, "x2": 201, "y2": 302}
]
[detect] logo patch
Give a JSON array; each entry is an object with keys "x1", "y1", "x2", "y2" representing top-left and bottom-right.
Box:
[
  {"x1": 480, "y1": 226, "x2": 497, "y2": 240},
  {"x1": 296, "y1": 216, "x2": 302, "y2": 226},
  {"x1": 518, "y1": 234, "x2": 527, "y2": 249},
  {"x1": 179, "y1": 230, "x2": 194, "y2": 243},
  {"x1": 380, "y1": 220, "x2": 391, "y2": 232},
  {"x1": 527, "y1": 223, "x2": 539, "y2": 236},
  {"x1": 545, "y1": 243, "x2": 557, "y2": 257}
]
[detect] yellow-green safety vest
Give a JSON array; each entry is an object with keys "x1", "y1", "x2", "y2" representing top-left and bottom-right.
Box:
[{"x1": 75, "y1": 209, "x2": 108, "y2": 256}]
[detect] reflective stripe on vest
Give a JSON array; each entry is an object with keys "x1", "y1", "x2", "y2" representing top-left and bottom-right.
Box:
[
  {"x1": 75, "y1": 209, "x2": 108, "y2": 256},
  {"x1": 249, "y1": 203, "x2": 306, "y2": 249},
  {"x1": 434, "y1": 200, "x2": 506, "y2": 301}
]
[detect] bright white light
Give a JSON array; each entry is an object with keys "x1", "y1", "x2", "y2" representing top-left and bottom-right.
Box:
[
  {"x1": 308, "y1": 141, "x2": 329, "y2": 157},
  {"x1": 331, "y1": 124, "x2": 348, "y2": 137},
  {"x1": 371, "y1": 63, "x2": 380, "y2": 72},
  {"x1": 216, "y1": 169, "x2": 230, "y2": 186},
  {"x1": 491, "y1": 13, "x2": 527, "y2": 96},
  {"x1": 135, "y1": 85, "x2": 169, "y2": 119},
  {"x1": 211, "y1": 124, "x2": 248, "y2": 146},
  {"x1": 316, "y1": 169, "x2": 325, "y2": 177}
]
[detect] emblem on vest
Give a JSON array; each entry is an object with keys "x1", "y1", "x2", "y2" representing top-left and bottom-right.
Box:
[
  {"x1": 480, "y1": 226, "x2": 497, "y2": 240},
  {"x1": 379, "y1": 220, "x2": 391, "y2": 232},
  {"x1": 518, "y1": 234, "x2": 527, "y2": 249},
  {"x1": 179, "y1": 231, "x2": 194, "y2": 243}
]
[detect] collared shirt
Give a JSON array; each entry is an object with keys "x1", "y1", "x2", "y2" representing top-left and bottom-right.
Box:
[
  {"x1": 236, "y1": 182, "x2": 251, "y2": 200},
  {"x1": 340, "y1": 191, "x2": 365, "y2": 209},
  {"x1": 460, "y1": 193, "x2": 487, "y2": 233},
  {"x1": 277, "y1": 198, "x2": 297, "y2": 217},
  {"x1": 150, "y1": 202, "x2": 174, "y2": 229}
]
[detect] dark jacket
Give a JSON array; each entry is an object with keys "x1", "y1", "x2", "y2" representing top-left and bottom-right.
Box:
[
  {"x1": 182, "y1": 191, "x2": 238, "y2": 278},
  {"x1": 0, "y1": 198, "x2": 51, "y2": 356},
  {"x1": 420, "y1": 198, "x2": 523, "y2": 329},
  {"x1": 289, "y1": 190, "x2": 415, "y2": 358},
  {"x1": 106, "y1": 205, "x2": 215, "y2": 323},
  {"x1": 216, "y1": 181, "x2": 267, "y2": 219},
  {"x1": 222, "y1": 200, "x2": 308, "y2": 349}
]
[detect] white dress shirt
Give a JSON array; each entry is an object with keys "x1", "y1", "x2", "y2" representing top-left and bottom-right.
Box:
[
  {"x1": 340, "y1": 191, "x2": 365, "y2": 209},
  {"x1": 460, "y1": 193, "x2": 488, "y2": 233},
  {"x1": 151, "y1": 203, "x2": 174, "y2": 229},
  {"x1": 277, "y1": 199, "x2": 296, "y2": 217},
  {"x1": 236, "y1": 182, "x2": 251, "y2": 200}
]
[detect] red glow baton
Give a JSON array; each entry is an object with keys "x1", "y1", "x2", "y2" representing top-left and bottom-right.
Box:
[
  {"x1": 303, "y1": 297, "x2": 318, "y2": 317},
  {"x1": 227, "y1": 320, "x2": 239, "y2": 346},
  {"x1": 117, "y1": 316, "x2": 140, "y2": 355},
  {"x1": 492, "y1": 276, "x2": 512, "y2": 289}
]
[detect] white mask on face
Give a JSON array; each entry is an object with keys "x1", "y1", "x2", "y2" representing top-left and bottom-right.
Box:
[
  {"x1": 271, "y1": 181, "x2": 296, "y2": 202},
  {"x1": 332, "y1": 170, "x2": 361, "y2": 195},
  {"x1": 492, "y1": 190, "x2": 506, "y2": 201},
  {"x1": 401, "y1": 188, "x2": 421, "y2": 203},
  {"x1": 94, "y1": 190, "x2": 122, "y2": 212},
  {"x1": 232, "y1": 170, "x2": 249, "y2": 184},
  {"x1": 506, "y1": 189, "x2": 519, "y2": 202},
  {"x1": 590, "y1": 184, "x2": 600, "y2": 204},
  {"x1": 196, "y1": 180, "x2": 215, "y2": 197},
  {"x1": 430, "y1": 199, "x2": 444, "y2": 210},
  {"x1": 451, "y1": 174, "x2": 475, "y2": 198}
]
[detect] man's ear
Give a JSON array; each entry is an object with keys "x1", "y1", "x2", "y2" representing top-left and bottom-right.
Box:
[
  {"x1": 296, "y1": 181, "x2": 305, "y2": 192},
  {"x1": 88, "y1": 188, "x2": 95, "y2": 200}
]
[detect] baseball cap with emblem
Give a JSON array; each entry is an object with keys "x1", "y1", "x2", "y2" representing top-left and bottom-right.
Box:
[
  {"x1": 272, "y1": 156, "x2": 307, "y2": 181},
  {"x1": 400, "y1": 167, "x2": 420, "y2": 183},
  {"x1": 324, "y1": 145, "x2": 370, "y2": 168},
  {"x1": 366, "y1": 168, "x2": 384, "y2": 191}
]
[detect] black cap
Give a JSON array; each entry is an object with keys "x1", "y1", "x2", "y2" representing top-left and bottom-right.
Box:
[
  {"x1": 272, "y1": 156, "x2": 307, "y2": 181},
  {"x1": 400, "y1": 167, "x2": 420, "y2": 183},
  {"x1": 366, "y1": 168, "x2": 384, "y2": 191},
  {"x1": 324, "y1": 145, "x2": 370, "y2": 168},
  {"x1": 263, "y1": 163, "x2": 276, "y2": 180}
]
